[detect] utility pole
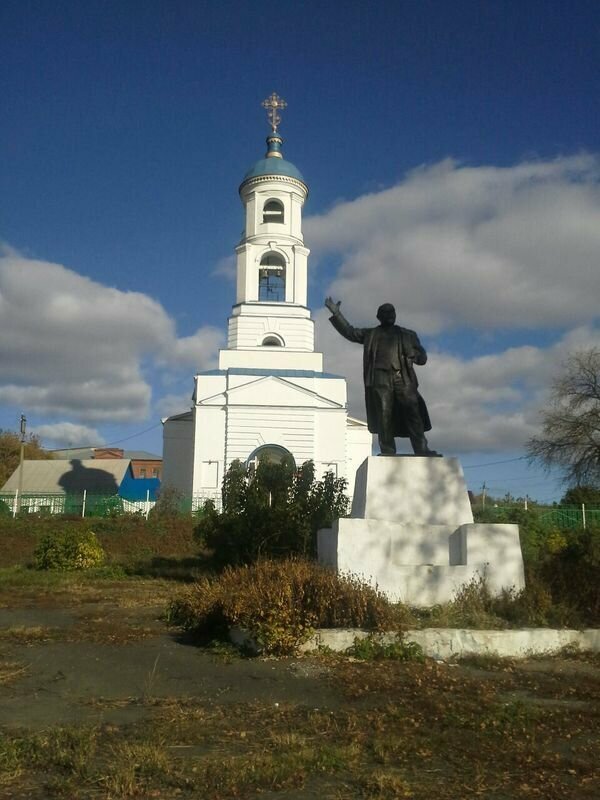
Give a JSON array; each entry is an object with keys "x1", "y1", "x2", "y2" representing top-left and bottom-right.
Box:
[
  {"x1": 16, "y1": 414, "x2": 26, "y2": 515},
  {"x1": 481, "y1": 481, "x2": 487, "y2": 510}
]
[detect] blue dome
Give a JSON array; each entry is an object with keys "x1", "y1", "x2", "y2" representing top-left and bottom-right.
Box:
[{"x1": 242, "y1": 156, "x2": 305, "y2": 183}]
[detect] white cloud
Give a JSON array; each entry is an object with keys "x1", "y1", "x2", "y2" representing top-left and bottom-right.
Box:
[
  {"x1": 306, "y1": 155, "x2": 600, "y2": 334},
  {"x1": 212, "y1": 254, "x2": 236, "y2": 280},
  {"x1": 156, "y1": 392, "x2": 194, "y2": 418},
  {"x1": 0, "y1": 253, "x2": 224, "y2": 423},
  {"x1": 34, "y1": 422, "x2": 104, "y2": 448}
]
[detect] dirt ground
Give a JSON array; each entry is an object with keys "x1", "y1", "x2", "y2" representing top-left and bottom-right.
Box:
[{"x1": 1, "y1": 579, "x2": 599, "y2": 799}]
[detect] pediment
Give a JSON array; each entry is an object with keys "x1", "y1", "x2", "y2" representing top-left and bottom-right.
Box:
[{"x1": 198, "y1": 374, "x2": 344, "y2": 409}]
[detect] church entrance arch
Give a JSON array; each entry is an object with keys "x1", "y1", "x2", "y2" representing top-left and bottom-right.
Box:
[{"x1": 246, "y1": 444, "x2": 296, "y2": 472}]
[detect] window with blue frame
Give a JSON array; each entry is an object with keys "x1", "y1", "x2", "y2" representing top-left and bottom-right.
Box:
[{"x1": 259, "y1": 253, "x2": 286, "y2": 301}]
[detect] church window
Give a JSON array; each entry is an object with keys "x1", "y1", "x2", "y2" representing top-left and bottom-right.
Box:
[
  {"x1": 247, "y1": 444, "x2": 296, "y2": 473},
  {"x1": 262, "y1": 335, "x2": 284, "y2": 347},
  {"x1": 263, "y1": 199, "x2": 284, "y2": 223},
  {"x1": 259, "y1": 253, "x2": 286, "y2": 302}
]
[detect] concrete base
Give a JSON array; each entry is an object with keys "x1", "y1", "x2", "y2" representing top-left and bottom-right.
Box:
[
  {"x1": 318, "y1": 518, "x2": 525, "y2": 606},
  {"x1": 318, "y1": 456, "x2": 525, "y2": 606},
  {"x1": 301, "y1": 628, "x2": 600, "y2": 659},
  {"x1": 351, "y1": 455, "x2": 474, "y2": 526}
]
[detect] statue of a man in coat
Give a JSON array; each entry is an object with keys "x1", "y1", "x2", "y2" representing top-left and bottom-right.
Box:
[{"x1": 325, "y1": 298, "x2": 439, "y2": 456}]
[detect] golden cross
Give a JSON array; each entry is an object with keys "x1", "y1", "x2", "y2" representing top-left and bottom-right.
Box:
[{"x1": 261, "y1": 92, "x2": 287, "y2": 132}]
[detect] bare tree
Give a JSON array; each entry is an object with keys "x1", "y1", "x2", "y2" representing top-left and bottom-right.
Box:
[{"x1": 527, "y1": 348, "x2": 600, "y2": 486}]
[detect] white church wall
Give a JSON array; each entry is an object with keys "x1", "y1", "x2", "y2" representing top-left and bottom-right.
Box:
[
  {"x1": 218, "y1": 349, "x2": 323, "y2": 371},
  {"x1": 224, "y1": 406, "x2": 315, "y2": 467},
  {"x1": 314, "y1": 408, "x2": 347, "y2": 477},
  {"x1": 313, "y1": 376, "x2": 347, "y2": 405},
  {"x1": 292, "y1": 245, "x2": 309, "y2": 306},
  {"x1": 227, "y1": 314, "x2": 314, "y2": 350},
  {"x1": 191, "y1": 405, "x2": 226, "y2": 496}
]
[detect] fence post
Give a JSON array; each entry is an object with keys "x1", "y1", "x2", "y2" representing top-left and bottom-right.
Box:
[
  {"x1": 146, "y1": 489, "x2": 150, "y2": 520},
  {"x1": 12, "y1": 489, "x2": 18, "y2": 519},
  {"x1": 82, "y1": 489, "x2": 87, "y2": 518},
  {"x1": 582, "y1": 503, "x2": 586, "y2": 530}
]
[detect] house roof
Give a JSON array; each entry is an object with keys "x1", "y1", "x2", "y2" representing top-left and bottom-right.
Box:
[
  {"x1": 123, "y1": 450, "x2": 162, "y2": 460},
  {"x1": 1, "y1": 459, "x2": 130, "y2": 494},
  {"x1": 51, "y1": 448, "x2": 161, "y2": 461}
]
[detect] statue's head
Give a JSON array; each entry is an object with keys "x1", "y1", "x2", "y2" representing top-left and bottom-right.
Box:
[{"x1": 376, "y1": 303, "x2": 396, "y2": 327}]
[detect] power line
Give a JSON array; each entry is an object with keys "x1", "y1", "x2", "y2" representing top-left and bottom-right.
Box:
[
  {"x1": 462, "y1": 456, "x2": 527, "y2": 469},
  {"x1": 46, "y1": 422, "x2": 162, "y2": 453},
  {"x1": 103, "y1": 423, "x2": 162, "y2": 447}
]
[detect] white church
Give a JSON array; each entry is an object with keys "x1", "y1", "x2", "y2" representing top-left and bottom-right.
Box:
[{"x1": 162, "y1": 95, "x2": 372, "y2": 503}]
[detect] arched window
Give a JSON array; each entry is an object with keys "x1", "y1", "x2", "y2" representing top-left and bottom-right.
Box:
[
  {"x1": 262, "y1": 335, "x2": 284, "y2": 347},
  {"x1": 247, "y1": 444, "x2": 296, "y2": 473},
  {"x1": 263, "y1": 199, "x2": 284, "y2": 224},
  {"x1": 259, "y1": 253, "x2": 286, "y2": 302}
]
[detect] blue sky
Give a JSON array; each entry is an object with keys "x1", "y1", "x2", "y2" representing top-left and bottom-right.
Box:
[{"x1": 1, "y1": 0, "x2": 599, "y2": 501}]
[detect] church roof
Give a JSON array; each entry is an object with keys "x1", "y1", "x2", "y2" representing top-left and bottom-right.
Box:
[
  {"x1": 241, "y1": 132, "x2": 306, "y2": 186},
  {"x1": 243, "y1": 156, "x2": 305, "y2": 183}
]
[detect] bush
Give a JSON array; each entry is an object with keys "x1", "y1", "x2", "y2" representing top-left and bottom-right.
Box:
[
  {"x1": 536, "y1": 524, "x2": 600, "y2": 625},
  {"x1": 195, "y1": 460, "x2": 349, "y2": 566},
  {"x1": 34, "y1": 529, "x2": 106, "y2": 571},
  {"x1": 167, "y1": 558, "x2": 407, "y2": 655}
]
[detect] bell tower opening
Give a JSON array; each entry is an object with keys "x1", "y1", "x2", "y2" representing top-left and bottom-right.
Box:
[
  {"x1": 258, "y1": 253, "x2": 286, "y2": 302},
  {"x1": 263, "y1": 199, "x2": 284, "y2": 224}
]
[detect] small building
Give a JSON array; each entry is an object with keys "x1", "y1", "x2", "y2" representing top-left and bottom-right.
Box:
[{"x1": 0, "y1": 457, "x2": 160, "y2": 515}]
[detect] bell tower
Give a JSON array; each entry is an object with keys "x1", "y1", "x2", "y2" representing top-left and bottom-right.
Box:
[
  {"x1": 162, "y1": 95, "x2": 373, "y2": 505},
  {"x1": 218, "y1": 93, "x2": 320, "y2": 371}
]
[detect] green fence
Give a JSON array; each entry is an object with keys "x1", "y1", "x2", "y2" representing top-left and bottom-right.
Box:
[
  {"x1": 478, "y1": 504, "x2": 600, "y2": 529},
  {"x1": 1, "y1": 491, "x2": 598, "y2": 528},
  {"x1": 0, "y1": 491, "x2": 221, "y2": 518}
]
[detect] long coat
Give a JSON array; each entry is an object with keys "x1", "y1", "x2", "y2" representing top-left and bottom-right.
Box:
[{"x1": 329, "y1": 311, "x2": 432, "y2": 437}]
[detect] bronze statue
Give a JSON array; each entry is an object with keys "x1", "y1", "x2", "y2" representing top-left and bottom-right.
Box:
[{"x1": 325, "y1": 298, "x2": 439, "y2": 456}]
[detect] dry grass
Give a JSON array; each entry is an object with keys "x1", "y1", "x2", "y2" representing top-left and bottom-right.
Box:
[
  {"x1": 1, "y1": 654, "x2": 599, "y2": 799},
  {"x1": 0, "y1": 657, "x2": 28, "y2": 686}
]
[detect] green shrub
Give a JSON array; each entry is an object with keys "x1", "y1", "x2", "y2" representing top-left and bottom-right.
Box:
[
  {"x1": 34, "y1": 529, "x2": 105, "y2": 571},
  {"x1": 167, "y1": 559, "x2": 407, "y2": 655},
  {"x1": 536, "y1": 524, "x2": 600, "y2": 625},
  {"x1": 195, "y1": 460, "x2": 349, "y2": 565}
]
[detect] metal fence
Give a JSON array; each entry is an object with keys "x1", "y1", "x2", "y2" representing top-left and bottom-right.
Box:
[
  {"x1": 478, "y1": 504, "x2": 600, "y2": 530},
  {"x1": 0, "y1": 490, "x2": 222, "y2": 518},
  {"x1": 0, "y1": 491, "x2": 597, "y2": 528}
]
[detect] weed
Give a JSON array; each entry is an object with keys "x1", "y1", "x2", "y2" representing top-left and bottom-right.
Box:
[
  {"x1": 0, "y1": 625, "x2": 63, "y2": 643},
  {"x1": 140, "y1": 654, "x2": 161, "y2": 703},
  {"x1": 346, "y1": 633, "x2": 425, "y2": 662},
  {"x1": 455, "y1": 653, "x2": 516, "y2": 671},
  {"x1": 0, "y1": 657, "x2": 28, "y2": 685},
  {"x1": 361, "y1": 769, "x2": 414, "y2": 797}
]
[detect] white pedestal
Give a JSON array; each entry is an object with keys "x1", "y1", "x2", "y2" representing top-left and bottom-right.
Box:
[
  {"x1": 351, "y1": 455, "x2": 474, "y2": 525},
  {"x1": 318, "y1": 456, "x2": 525, "y2": 607}
]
